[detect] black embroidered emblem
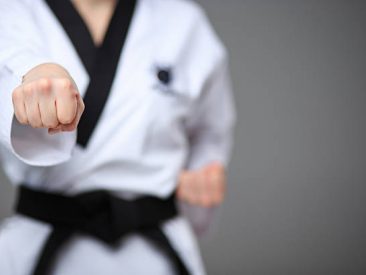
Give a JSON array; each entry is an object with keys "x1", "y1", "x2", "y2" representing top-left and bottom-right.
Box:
[
  {"x1": 157, "y1": 68, "x2": 172, "y2": 85},
  {"x1": 153, "y1": 65, "x2": 186, "y2": 99}
]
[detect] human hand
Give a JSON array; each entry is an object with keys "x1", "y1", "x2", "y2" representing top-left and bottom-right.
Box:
[
  {"x1": 12, "y1": 63, "x2": 84, "y2": 134},
  {"x1": 177, "y1": 162, "x2": 227, "y2": 207}
]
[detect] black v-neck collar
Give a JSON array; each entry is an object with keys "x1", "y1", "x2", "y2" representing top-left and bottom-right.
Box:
[
  {"x1": 45, "y1": 0, "x2": 96, "y2": 75},
  {"x1": 45, "y1": 0, "x2": 137, "y2": 147}
]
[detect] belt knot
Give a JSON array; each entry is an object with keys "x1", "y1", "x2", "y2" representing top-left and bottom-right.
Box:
[{"x1": 76, "y1": 191, "x2": 139, "y2": 244}]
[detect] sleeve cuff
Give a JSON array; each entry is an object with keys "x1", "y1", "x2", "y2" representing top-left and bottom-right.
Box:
[
  {"x1": 0, "y1": 66, "x2": 75, "y2": 167},
  {"x1": 178, "y1": 201, "x2": 218, "y2": 237}
]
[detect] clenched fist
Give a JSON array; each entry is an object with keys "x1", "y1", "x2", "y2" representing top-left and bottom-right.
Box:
[
  {"x1": 177, "y1": 162, "x2": 227, "y2": 207},
  {"x1": 12, "y1": 63, "x2": 84, "y2": 134}
]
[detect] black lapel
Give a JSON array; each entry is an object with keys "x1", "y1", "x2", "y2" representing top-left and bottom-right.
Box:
[
  {"x1": 45, "y1": 0, "x2": 96, "y2": 75},
  {"x1": 45, "y1": 0, "x2": 137, "y2": 147}
]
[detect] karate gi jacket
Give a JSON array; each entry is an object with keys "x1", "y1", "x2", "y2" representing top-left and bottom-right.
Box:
[{"x1": 0, "y1": 0, "x2": 236, "y2": 274}]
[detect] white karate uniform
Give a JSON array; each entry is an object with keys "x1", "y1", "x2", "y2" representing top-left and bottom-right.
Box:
[{"x1": 0, "y1": 0, "x2": 235, "y2": 274}]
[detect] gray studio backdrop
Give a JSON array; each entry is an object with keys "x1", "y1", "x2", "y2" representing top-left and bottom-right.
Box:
[{"x1": 1, "y1": 1, "x2": 365, "y2": 274}]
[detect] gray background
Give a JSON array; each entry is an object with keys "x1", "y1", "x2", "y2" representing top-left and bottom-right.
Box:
[{"x1": 1, "y1": 0, "x2": 366, "y2": 274}]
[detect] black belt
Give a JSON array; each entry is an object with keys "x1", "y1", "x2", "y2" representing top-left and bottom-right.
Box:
[{"x1": 15, "y1": 185, "x2": 190, "y2": 275}]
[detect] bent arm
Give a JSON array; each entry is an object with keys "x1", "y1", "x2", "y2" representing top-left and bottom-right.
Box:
[
  {"x1": 0, "y1": 1, "x2": 80, "y2": 166},
  {"x1": 179, "y1": 57, "x2": 236, "y2": 236}
]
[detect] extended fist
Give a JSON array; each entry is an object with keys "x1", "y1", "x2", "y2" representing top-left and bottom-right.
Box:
[
  {"x1": 177, "y1": 162, "x2": 227, "y2": 207},
  {"x1": 12, "y1": 63, "x2": 84, "y2": 134}
]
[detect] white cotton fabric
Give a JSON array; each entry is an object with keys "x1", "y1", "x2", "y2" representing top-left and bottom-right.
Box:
[{"x1": 0, "y1": 0, "x2": 236, "y2": 274}]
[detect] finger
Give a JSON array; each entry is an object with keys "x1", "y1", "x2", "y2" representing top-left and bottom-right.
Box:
[
  {"x1": 181, "y1": 173, "x2": 197, "y2": 205},
  {"x1": 189, "y1": 172, "x2": 203, "y2": 205},
  {"x1": 176, "y1": 172, "x2": 188, "y2": 200},
  {"x1": 201, "y1": 164, "x2": 217, "y2": 207},
  {"x1": 59, "y1": 92, "x2": 84, "y2": 132},
  {"x1": 54, "y1": 79, "x2": 77, "y2": 125},
  {"x1": 187, "y1": 171, "x2": 208, "y2": 206},
  {"x1": 72, "y1": 93, "x2": 85, "y2": 127},
  {"x1": 196, "y1": 170, "x2": 211, "y2": 207},
  {"x1": 180, "y1": 173, "x2": 194, "y2": 203},
  {"x1": 208, "y1": 166, "x2": 226, "y2": 205},
  {"x1": 200, "y1": 170, "x2": 213, "y2": 207},
  {"x1": 206, "y1": 162, "x2": 225, "y2": 177},
  {"x1": 23, "y1": 83, "x2": 43, "y2": 128},
  {"x1": 38, "y1": 79, "x2": 58, "y2": 128},
  {"x1": 12, "y1": 86, "x2": 28, "y2": 124}
]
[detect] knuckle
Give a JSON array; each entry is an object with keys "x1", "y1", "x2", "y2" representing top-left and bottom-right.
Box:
[
  {"x1": 38, "y1": 79, "x2": 51, "y2": 94},
  {"x1": 40, "y1": 78, "x2": 51, "y2": 87},
  {"x1": 70, "y1": 88, "x2": 78, "y2": 96},
  {"x1": 62, "y1": 88, "x2": 76, "y2": 98},
  {"x1": 61, "y1": 78, "x2": 72, "y2": 89},
  {"x1": 80, "y1": 99, "x2": 85, "y2": 110}
]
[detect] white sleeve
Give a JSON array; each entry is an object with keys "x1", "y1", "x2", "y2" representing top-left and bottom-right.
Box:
[
  {"x1": 180, "y1": 58, "x2": 236, "y2": 237},
  {"x1": 0, "y1": 0, "x2": 76, "y2": 166},
  {"x1": 184, "y1": 58, "x2": 236, "y2": 171},
  {"x1": 179, "y1": 9, "x2": 236, "y2": 236}
]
